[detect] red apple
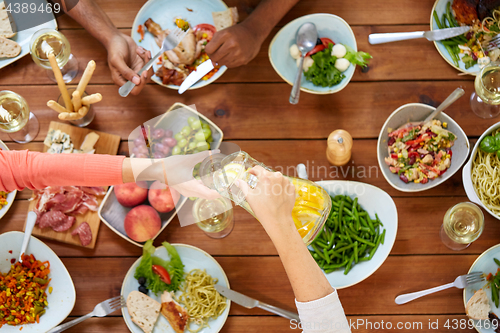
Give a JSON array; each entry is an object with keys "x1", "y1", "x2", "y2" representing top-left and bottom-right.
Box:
[
  {"x1": 148, "y1": 181, "x2": 180, "y2": 213},
  {"x1": 124, "y1": 205, "x2": 161, "y2": 242},
  {"x1": 114, "y1": 182, "x2": 148, "y2": 207}
]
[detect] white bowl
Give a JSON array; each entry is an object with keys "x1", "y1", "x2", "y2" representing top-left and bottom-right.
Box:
[
  {"x1": 0, "y1": 231, "x2": 76, "y2": 332},
  {"x1": 463, "y1": 121, "x2": 500, "y2": 221},
  {"x1": 0, "y1": 140, "x2": 17, "y2": 220},
  {"x1": 377, "y1": 103, "x2": 469, "y2": 192},
  {"x1": 316, "y1": 181, "x2": 398, "y2": 289}
]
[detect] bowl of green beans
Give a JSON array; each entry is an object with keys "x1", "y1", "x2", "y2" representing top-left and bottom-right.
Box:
[{"x1": 311, "y1": 180, "x2": 398, "y2": 289}]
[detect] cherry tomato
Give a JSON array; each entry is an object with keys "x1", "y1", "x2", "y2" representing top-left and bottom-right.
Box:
[
  {"x1": 305, "y1": 38, "x2": 336, "y2": 57},
  {"x1": 320, "y1": 37, "x2": 335, "y2": 47},
  {"x1": 193, "y1": 23, "x2": 216, "y2": 41},
  {"x1": 152, "y1": 265, "x2": 171, "y2": 284}
]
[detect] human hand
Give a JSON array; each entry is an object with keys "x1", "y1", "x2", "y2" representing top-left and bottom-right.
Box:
[
  {"x1": 205, "y1": 22, "x2": 264, "y2": 68},
  {"x1": 107, "y1": 33, "x2": 153, "y2": 95},
  {"x1": 237, "y1": 166, "x2": 296, "y2": 234}
]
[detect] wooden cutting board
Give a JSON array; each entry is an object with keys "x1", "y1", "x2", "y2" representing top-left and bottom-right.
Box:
[{"x1": 24, "y1": 121, "x2": 121, "y2": 248}]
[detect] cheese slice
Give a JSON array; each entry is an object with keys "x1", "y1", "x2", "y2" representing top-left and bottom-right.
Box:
[{"x1": 80, "y1": 132, "x2": 99, "y2": 153}]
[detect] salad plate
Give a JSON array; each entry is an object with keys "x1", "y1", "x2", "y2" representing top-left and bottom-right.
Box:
[
  {"x1": 0, "y1": 231, "x2": 76, "y2": 332},
  {"x1": 0, "y1": 140, "x2": 17, "y2": 220},
  {"x1": 377, "y1": 103, "x2": 469, "y2": 192},
  {"x1": 121, "y1": 243, "x2": 231, "y2": 333},
  {"x1": 269, "y1": 13, "x2": 357, "y2": 95},
  {"x1": 316, "y1": 181, "x2": 398, "y2": 289},
  {"x1": 131, "y1": 0, "x2": 228, "y2": 91},
  {"x1": 464, "y1": 243, "x2": 500, "y2": 333},
  {"x1": 430, "y1": 0, "x2": 479, "y2": 74}
]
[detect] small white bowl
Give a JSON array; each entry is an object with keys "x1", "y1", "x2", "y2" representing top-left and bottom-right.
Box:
[
  {"x1": 462, "y1": 121, "x2": 500, "y2": 221},
  {"x1": 0, "y1": 231, "x2": 76, "y2": 332},
  {"x1": 377, "y1": 103, "x2": 469, "y2": 192}
]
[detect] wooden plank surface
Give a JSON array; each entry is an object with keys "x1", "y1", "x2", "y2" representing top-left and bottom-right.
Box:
[{"x1": 25, "y1": 122, "x2": 120, "y2": 248}]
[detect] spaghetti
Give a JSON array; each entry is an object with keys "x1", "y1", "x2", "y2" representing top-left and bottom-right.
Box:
[{"x1": 174, "y1": 269, "x2": 227, "y2": 333}]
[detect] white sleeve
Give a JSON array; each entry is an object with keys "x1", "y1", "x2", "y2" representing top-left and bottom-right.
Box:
[{"x1": 293, "y1": 290, "x2": 351, "y2": 333}]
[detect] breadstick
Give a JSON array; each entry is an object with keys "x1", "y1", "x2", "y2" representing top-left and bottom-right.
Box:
[
  {"x1": 78, "y1": 106, "x2": 89, "y2": 117},
  {"x1": 76, "y1": 60, "x2": 96, "y2": 97},
  {"x1": 47, "y1": 100, "x2": 68, "y2": 114},
  {"x1": 81, "y1": 93, "x2": 102, "y2": 106},
  {"x1": 58, "y1": 112, "x2": 83, "y2": 120},
  {"x1": 72, "y1": 90, "x2": 82, "y2": 112},
  {"x1": 48, "y1": 52, "x2": 73, "y2": 112}
]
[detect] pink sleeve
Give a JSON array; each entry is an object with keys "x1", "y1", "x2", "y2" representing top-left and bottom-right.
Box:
[{"x1": 0, "y1": 150, "x2": 125, "y2": 192}]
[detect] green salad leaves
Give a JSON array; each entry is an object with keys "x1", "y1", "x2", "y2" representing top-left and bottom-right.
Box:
[
  {"x1": 303, "y1": 44, "x2": 372, "y2": 88},
  {"x1": 304, "y1": 44, "x2": 345, "y2": 87},
  {"x1": 134, "y1": 240, "x2": 185, "y2": 295}
]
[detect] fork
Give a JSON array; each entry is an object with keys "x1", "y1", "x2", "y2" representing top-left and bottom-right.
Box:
[
  {"x1": 395, "y1": 272, "x2": 485, "y2": 305},
  {"x1": 119, "y1": 27, "x2": 188, "y2": 97},
  {"x1": 47, "y1": 295, "x2": 125, "y2": 333},
  {"x1": 487, "y1": 35, "x2": 500, "y2": 52}
]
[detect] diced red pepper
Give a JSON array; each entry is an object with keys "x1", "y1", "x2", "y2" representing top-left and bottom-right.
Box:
[{"x1": 487, "y1": 272, "x2": 493, "y2": 281}]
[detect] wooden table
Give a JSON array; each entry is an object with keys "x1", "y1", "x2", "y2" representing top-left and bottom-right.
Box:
[{"x1": 0, "y1": 0, "x2": 497, "y2": 332}]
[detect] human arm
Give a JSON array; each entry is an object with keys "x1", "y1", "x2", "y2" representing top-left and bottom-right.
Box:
[
  {"x1": 238, "y1": 166, "x2": 350, "y2": 332},
  {"x1": 205, "y1": 0, "x2": 300, "y2": 67},
  {"x1": 60, "y1": 0, "x2": 152, "y2": 94}
]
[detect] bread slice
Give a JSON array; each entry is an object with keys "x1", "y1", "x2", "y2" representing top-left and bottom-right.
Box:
[
  {"x1": 127, "y1": 290, "x2": 161, "y2": 333},
  {"x1": 0, "y1": 1, "x2": 16, "y2": 38},
  {"x1": 160, "y1": 291, "x2": 188, "y2": 333},
  {"x1": 466, "y1": 289, "x2": 491, "y2": 320},
  {"x1": 0, "y1": 37, "x2": 20, "y2": 58},
  {"x1": 212, "y1": 7, "x2": 239, "y2": 31}
]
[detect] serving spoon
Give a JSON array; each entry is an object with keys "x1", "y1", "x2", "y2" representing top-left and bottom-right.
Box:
[
  {"x1": 19, "y1": 211, "x2": 37, "y2": 263},
  {"x1": 289, "y1": 22, "x2": 318, "y2": 105},
  {"x1": 396, "y1": 87, "x2": 465, "y2": 130}
]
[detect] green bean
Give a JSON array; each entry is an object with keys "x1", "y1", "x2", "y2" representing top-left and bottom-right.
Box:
[
  {"x1": 492, "y1": 282, "x2": 499, "y2": 308},
  {"x1": 433, "y1": 11, "x2": 443, "y2": 29},
  {"x1": 442, "y1": 13, "x2": 449, "y2": 28},
  {"x1": 381, "y1": 229, "x2": 386, "y2": 245},
  {"x1": 368, "y1": 235, "x2": 382, "y2": 260},
  {"x1": 494, "y1": 258, "x2": 500, "y2": 267},
  {"x1": 354, "y1": 241, "x2": 359, "y2": 264},
  {"x1": 445, "y1": 45, "x2": 459, "y2": 66},
  {"x1": 343, "y1": 207, "x2": 354, "y2": 217},
  {"x1": 333, "y1": 243, "x2": 356, "y2": 254},
  {"x1": 312, "y1": 244, "x2": 327, "y2": 260},
  {"x1": 344, "y1": 255, "x2": 355, "y2": 275},
  {"x1": 345, "y1": 196, "x2": 353, "y2": 204},
  {"x1": 324, "y1": 248, "x2": 330, "y2": 264},
  {"x1": 348, "y1": 230, "x2": 376, "y2": 247}
]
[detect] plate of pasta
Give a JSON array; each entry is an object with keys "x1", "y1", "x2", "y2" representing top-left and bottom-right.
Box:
[
  {"x1": 121, "y1": 243, "x2": 230, "y2": 333},
  {"x1": 463, "y1": 121, "x2": 500, "y2": 220},
  {"x1": 0, "y1": 140, "x2": 17, "y2": 220}
]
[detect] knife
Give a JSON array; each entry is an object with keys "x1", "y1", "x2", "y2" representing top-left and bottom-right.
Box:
[
  {"x1": 368, "y1": 26, "x2": 470, "y2": 45},
  {"x1": 178, "y1": 60, "x2": 215, "y2": 94},
  {"x1": 215, "y1": 285, "x2": 300, "y2": 321}
]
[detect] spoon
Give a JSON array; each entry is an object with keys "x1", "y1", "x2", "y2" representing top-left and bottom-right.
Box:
[
  {"x1": 289, "y1": 22, "x2": 318, "y2": 105},
  {"x1": 19, "y1": 211, "x2": 37, "y2": 263},
  {"x1": 397, "y1": 87, "x2": 465, "y2": 130}
]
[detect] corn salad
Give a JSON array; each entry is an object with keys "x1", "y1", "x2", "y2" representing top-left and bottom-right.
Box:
[{"x1": 0, "y1": 254, "x2": 50, "y2": 327}]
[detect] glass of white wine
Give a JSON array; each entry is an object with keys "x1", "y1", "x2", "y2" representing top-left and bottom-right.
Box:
[
  {"x1": 440, "y1": 202, "x2": 484, "y2": 250},
  {"x1": 470, "y1": 61, "x2": 500, "y2": 118},
  {"x1": 0, "y1": 91, "x2": 39, "y2": 143},
  {"x1": 29, "y1": 29, "x2": 78, "y2": 83},
  {"x1": 192, "y1": 197, "x2": 234, "y2": 239}
]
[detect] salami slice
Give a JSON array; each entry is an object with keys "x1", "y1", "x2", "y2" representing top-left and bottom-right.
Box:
[{"x1": 71, "y1": 222, "x2": 92, "y2": 246}]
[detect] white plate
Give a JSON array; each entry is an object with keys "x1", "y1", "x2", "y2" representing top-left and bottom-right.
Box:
[
  {"x1": 316, "y1": 181, "x2": 398, "y2": 289},
  {"x1": 121, "y1": 243, "x2": 230, "y2": 333},
  {"x1": 0, "y1": 231, "x2": 76, "y2": 332},
  {"x1": 131, "y1": 0, "x2": 227, "y2": 91},
  {"x1": 0, "y1": 140, "x2": 17, "y2": 220},
  {"x1": 0, "y1": 9, "x2": 57, "y2": 70},
  {"x1": 464, "y1": 244, "x2": 500, "y2": 333}
]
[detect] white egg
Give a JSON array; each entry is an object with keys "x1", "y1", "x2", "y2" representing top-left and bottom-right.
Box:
[
  {"x1": 303, "y1": 56, "x2": 314, "y2": 71},
  {"x1": 334, "y1": 58, "x2": 350, "y2": 72},
  {"x1": 290, "y1": 44, "x2": 301, "y2": 59},
  {"x1": 331, "y1": 44, "x2": 347, "y2": 58}
]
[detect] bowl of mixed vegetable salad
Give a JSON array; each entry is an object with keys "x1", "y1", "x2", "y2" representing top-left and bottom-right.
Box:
[
  {"x1": 0, "y1": 140, "x2": 16, "y2": 220},
  {"x1": 377, "y1": 103, "x2": 469, "y2": 192},
  {"x1": 431, "y1": 0, "x2": 500, "y2": 74},
  {"x1": 269, "y1": 13, "x2": 370, "y2": 94}
]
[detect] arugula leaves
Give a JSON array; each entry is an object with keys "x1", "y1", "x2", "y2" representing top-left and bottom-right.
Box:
[
  {"x1": 304, "y1": 44, "x2": 345, "y2": 87},
  {"x1": 134, "y1": 240, "x2": 185, "y2": 295}
]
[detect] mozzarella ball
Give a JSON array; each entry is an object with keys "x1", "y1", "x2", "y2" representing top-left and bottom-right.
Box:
[
  {"x1": 331, "y1": 44, "x2": 347, "y2": 58},
  {"x1": 334, "y1": 58, "x2": 350, "y2": 72},
  {"x1": 303, "y1": 56, "x2": 314, "y2": 71},
  {"x1": 290, "y1": 44, "x2": 301, "y2": 59}
]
